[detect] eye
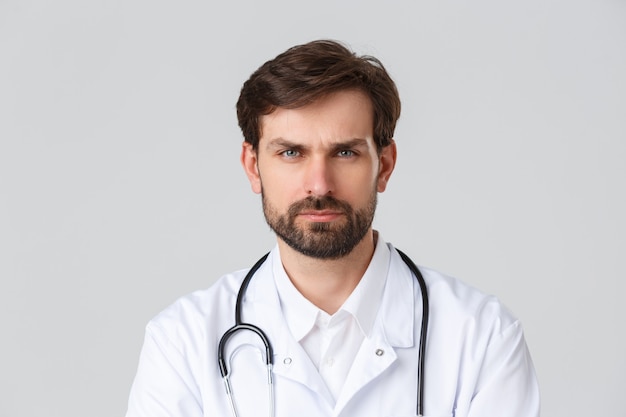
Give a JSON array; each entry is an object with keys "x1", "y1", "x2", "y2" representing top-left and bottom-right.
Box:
[
  {"x1": 281, "y1": 149, "x2": 300, "y2": 158},
  {"x1": 337, "y1": 149, "x2": 355, "y2": 157}
]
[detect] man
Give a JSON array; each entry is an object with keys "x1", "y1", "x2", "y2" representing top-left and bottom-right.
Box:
[{"x1": 126, "y1": 40, "x2": 540, "y2": 417}]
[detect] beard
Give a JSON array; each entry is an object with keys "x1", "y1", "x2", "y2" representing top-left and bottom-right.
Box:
[{"x1": 262, "y1": 191, "x2": 377, "y2": 260}]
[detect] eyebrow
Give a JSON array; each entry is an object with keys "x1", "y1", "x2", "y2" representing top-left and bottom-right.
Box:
[
  {"x1": 265, "y1": 138, "x2": 305, "y2": 152},
  {"x1": 265, "y1": 137, "x2": 370, "y2": 152},
  {"x1": 328, "y1": 138, "x2": 370, "y2": 153}
]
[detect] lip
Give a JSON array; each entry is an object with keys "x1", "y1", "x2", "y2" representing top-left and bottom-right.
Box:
[{"x1": 298, "y1": 210, "x2": 344, "y2": 222}]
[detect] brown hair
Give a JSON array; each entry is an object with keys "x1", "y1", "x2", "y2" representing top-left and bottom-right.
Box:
[{"x1": 236, "y1": 40, "x2": 401, "y2": 151}]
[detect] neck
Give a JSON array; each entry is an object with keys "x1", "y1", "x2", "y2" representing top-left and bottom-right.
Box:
[{"x1": 277, "y1": 229, "x2": 377, "y2": 314}]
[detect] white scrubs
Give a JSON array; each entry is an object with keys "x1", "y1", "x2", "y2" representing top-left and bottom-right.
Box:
[{"x1": 126, "y1": 239, "x2": 540, "y2": 417}]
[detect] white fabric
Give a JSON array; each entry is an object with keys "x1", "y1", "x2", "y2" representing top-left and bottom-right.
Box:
[
  {"x1": 126, "y1": 237, "x2": 540, "y2": 417},
  {"x1": 274, "y1": 236, "x2": 389, "y2": 402}
]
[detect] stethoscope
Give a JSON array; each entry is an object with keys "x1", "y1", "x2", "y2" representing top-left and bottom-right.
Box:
[{"x1": 218, "y1": 249, "x2": 429, "y2": 417}]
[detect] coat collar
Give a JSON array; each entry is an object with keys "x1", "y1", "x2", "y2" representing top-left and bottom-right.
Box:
[
  {"x1": 240, "y1": 239, "x2": 418, "y2": 408},
  {"x1": 244, "y1": 239, "x2": 417, "y2": 355},
  {"x1": 377, "y1": 244, "x2": 416, "y2": 348},
  {"x1": 272, "y1": 235, "x2": 394, "y2": 342}
]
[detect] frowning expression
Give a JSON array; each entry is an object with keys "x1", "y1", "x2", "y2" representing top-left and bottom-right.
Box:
[{"x1": 241, "y1": 89, "x2": 396, "y2": 258}]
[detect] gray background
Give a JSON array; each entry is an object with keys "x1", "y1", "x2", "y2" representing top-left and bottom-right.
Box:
[{"x1": 1, "y1": 0, "x2": 624, "y2": 416}]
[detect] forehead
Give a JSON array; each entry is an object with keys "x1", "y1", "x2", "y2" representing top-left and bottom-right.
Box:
[{"x1": 259, "y1": 90, "x2": 374, "y2": 146}]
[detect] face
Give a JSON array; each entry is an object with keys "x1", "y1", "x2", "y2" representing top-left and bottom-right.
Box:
[{"x1": 241, "y1": 90, "x2": 396, "y2": 259}]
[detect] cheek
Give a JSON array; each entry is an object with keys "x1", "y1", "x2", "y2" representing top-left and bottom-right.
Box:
[
  {"x1": 342, "y1": 164, "x2": 379, "y2": 188},
  {"x1": 338, "y1": 174, "x2": 378, "y2": 204},
  {"x1": 259, "y1": 172, "x2": 298, "y2": 206}
]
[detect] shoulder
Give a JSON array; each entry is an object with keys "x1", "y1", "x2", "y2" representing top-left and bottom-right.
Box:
[
  {"x1": 389, "y1": 247, "x2": 519, "y2": 333},
  {"x1": 416, "y1": 264, "x2": 521, "y2": 340},
  {"x1": 143, "y1": 249, "x2": 278, "y2": 345},
  {"x1": 143, "y1": 269, "x2": 249, "y2": 346}
]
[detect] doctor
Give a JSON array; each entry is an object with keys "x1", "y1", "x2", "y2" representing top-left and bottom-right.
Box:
[{"x1": 126, "y1": 40, "x2": 540, "y2": 417}]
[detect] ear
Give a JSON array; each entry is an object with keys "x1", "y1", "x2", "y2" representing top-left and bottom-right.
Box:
[
  {"x1": 241, "y1": 142, "x2": 262, "y2": 194},
  {"x1": 377, "y1": 140, "x2": 397, "y2": 193}
]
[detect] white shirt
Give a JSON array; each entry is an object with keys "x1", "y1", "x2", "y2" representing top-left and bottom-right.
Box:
[
  {"x1": 126, "y1": 236, "x2": 540, "y2": 417},
  {"x1": 274, "y1": 237, "x2": 389, "y2": 402}
]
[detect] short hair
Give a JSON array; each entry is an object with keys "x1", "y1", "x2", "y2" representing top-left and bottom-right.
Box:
[{"x1": 236, "y1": 40, "x2": 401, "y2": 151}]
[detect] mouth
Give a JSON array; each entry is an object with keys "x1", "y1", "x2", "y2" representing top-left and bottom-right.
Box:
[{"x1": 298, "y1": 210, "x2": 344, "y2": 222}]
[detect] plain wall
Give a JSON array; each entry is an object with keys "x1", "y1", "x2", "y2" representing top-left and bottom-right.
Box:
[{"x1": 1, "y1": 0, "x2": 624, "y2": 416}]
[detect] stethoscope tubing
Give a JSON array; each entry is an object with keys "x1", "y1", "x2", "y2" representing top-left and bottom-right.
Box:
[
  {"x1": 218, "y1": 249, "x2": 429, "y2": 417},
  {"x1": 218, "y1": 253, "x2": 273, "y2": 378},
  {"x1": 396, "y1": 249, "x2": 429, "y2": 416}
]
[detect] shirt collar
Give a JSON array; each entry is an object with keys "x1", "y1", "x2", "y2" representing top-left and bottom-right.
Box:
[
  {"x1": 341, "y1": 235, "x2": 390, "y2": 336},
  {"x1": 273, "y1": 233, "x2": 391, "y2": 341},
  {"x1": 272, "y1": 248, "x2": 318, "y2": 341}
]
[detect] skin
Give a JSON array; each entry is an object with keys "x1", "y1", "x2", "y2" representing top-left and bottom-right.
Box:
[{"x1": 241, "y1": 89, "x2": 397, "y2": 314}]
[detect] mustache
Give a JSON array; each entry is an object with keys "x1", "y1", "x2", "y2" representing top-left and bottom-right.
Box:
[{"x1": 287, "y1": 196, "x2": 352, "y2": 217}]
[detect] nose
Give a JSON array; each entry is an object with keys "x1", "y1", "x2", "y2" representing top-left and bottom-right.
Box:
[{"x1": 303, "y1": 156, "x2": 334, "y2": 196}]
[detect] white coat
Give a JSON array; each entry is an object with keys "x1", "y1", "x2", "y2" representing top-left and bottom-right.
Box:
[{"x1": 126, "y1": 242, "x2": 540, "y2": 417}]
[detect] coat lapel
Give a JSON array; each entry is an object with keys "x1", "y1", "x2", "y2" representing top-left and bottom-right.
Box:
[
  {"x1": 335, "y1": 246, "x2": 418, "y2": 412},
  {"x1": 244, "y1": 249, "x2": 335, "y2": 406},
  {"x1": 240, "y1": 245, "x2": 421, "y2": 413}
]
